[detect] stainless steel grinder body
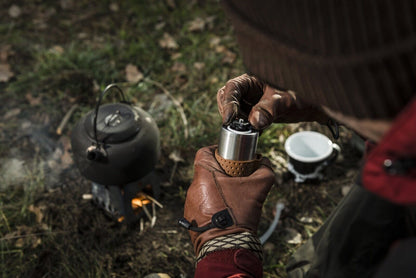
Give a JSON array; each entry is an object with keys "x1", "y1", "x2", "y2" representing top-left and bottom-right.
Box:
[{"x1": 217, "y1": 119, "x2": 259, "y2": 161}]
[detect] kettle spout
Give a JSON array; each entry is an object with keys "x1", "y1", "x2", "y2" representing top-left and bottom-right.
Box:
[{"x1": 86, "y1": 145, "x2": 107, "y2": 161}]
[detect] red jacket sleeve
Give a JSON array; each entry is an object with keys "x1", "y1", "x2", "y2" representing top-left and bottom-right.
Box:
[{"x1": 195, "y1": 249, "x2": 263, "y2": 278}]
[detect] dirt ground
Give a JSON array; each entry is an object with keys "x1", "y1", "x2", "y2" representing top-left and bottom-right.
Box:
[{"x1": 0, "y1": 1, "x2": 363, "y2": 277}]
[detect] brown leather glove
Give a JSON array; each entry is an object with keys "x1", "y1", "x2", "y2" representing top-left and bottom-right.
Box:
[
  {"x1": 180, "y1": 146, "x2": 275, "y2": 257},
  {"x1": 217, "y1": 74, "x2": 329, "y2": 130}
]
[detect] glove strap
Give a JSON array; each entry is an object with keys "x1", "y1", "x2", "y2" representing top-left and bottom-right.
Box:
[
  {"x1": 178, "y1": 209, "x2": 234, "y2": 233},
  {"x1": 196, "y1": 232, "x2": 263, "y2": 263}
]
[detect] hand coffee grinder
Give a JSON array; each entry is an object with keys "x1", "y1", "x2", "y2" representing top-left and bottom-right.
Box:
[
  {"x1": 71, "y1": 84, "x2": 160, "y2": 224},
  {"x1": 215, "y1": 118, "x2": 260, "y2": 177}
]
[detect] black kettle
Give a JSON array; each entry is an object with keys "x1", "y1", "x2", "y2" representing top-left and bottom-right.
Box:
[{"x1": 71, "y1": 84, "x2": 160, "y2": 185}]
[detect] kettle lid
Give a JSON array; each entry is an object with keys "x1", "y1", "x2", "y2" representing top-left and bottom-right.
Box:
[{"x1": 84, "y1": 103, "x2": 140, "y2": 144}]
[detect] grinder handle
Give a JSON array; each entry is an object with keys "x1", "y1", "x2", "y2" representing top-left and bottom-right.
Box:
[{"x1": 215, "y1": 148, "x2": 262, "y2": 177}]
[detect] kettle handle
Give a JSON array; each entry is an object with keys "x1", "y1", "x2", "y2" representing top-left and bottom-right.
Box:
[{"x1": 92, "y1": 84, "x2": 128, "y2": 146}]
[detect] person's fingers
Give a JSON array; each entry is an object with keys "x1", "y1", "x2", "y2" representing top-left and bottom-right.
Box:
[
  {"x1": 248, "y1": 86, "x2": 288, "y2": 130},
  {"x1": 217, "y1": 85, "x2": 238, "y2": 125},
  {"x1": 217, "y1": 74, "x2": 264, "y2": 125}
]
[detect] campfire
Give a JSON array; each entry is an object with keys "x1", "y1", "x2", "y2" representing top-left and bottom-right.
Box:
[
  {"x1": 71, "y1": 84, "x2": 162, "y2": 230},
  {"x1": 87, "y1": 171, "x2": 163, "y2": 229}
]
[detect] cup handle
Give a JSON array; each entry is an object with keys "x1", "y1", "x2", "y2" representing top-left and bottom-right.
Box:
[{"x1": 323, "y1": 143, "x2": 341, "y2": 167}]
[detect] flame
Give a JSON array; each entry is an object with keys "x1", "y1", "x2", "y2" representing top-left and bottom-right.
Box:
[{"x1": 131, "y1": 194, "x2": 151, "y2": 209}]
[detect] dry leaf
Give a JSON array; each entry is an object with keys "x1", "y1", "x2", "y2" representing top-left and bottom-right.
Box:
[
  {"x1": 125, "y1": 64, "x2": 144, "y2": 83},
  {"x1": 166, "y1": 0, "x2": 176, "y2": 9},
  {"x1": 193, "y1": 62, "x2": 205, "y2": 70},
  {"x1": 0, "y1": 63, "x2": 14, "y2": 82},
  {"x1": 171, "y1": 53, "x2": 182, "y2": 60},
  {"x1": 25, "y1": 93, "x2": 42, "y2": 106},
  {"x1": 159, "y1": 33, "x2": 178, "y2": 50},
  {"x1": 8, "y1": 5, "x2": 21, "y2": 18},
  {"x1": 188, "y1": 17, "x2": 205, "y2": 32},
  {"x1": 222, "y1": 50, "x2": 237, "y2": 64},
  {"x1": 109, "y1": 3, "x2": 119, "y2": 12},
  {"x1": 215, "y1": 45, "x2": 226, "y2": 53},
  {"x1": 60, "y1": 0, "x2": 73, "y2": 10},
  {"x1": 209, "y1": 36, "x2": 221, "y2": 48},
  {"x1": 171, "y1": 62, "x2": 186, "y2": 72},
  {"x1": 155, "y1": 22, "x2": 166, "y2": 31},
  {"x1": 0, "y1": 45, "x2": 11, "y2": 62},
  {"x1": 204, "y1": 16, "x2": 216, "y2": 29},
  {"x1": 28, "y1": 204, "x2": 46, "y2": 224},
  {"x1": 169, "y1": 151, "x2": 184, "y2": 163},
  {"x1": 4, "y1": 108, "x2": 21, "y2": 119},
  {"x1": 59, "y1": 136, "x2": 73, "y2": 167},
  {"x1": 49, "y1": 45, "x2": 64, "y2": 54}
]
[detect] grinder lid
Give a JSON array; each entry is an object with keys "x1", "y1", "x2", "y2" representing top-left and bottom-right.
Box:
[{"x1": 84, "y1": 103, "x2": 141, "y2": 144}]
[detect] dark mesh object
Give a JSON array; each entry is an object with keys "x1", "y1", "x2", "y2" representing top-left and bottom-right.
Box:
[{"x1": 222, "y1": 0, "x2": 416, "y2": 119}]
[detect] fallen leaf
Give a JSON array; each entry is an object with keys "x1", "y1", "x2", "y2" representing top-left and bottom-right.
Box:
[
  {"x1": 171, "y1": 53, "x2": 182, "y2": 60},
  {"x1": 8, "y1": 5, "x2": 21, "y2": 18},
  {"x1": 155, "y1": 22, "x2": 166, "y2": 31},
  {"x1": 284, "y1": 228, "x2": 303, "y2": 244},
  {"x1": 109, "y1": 3, "x2": 119, "y2": 12},
  {"x1": 28, "y1": 204, "x2": 46, "y2": 224},
  {"x1": 15, "y1": 238, "x2": 24, "y2": 248},
  {"x1": 0, "y1": 63, "x2": 14, "y2": 82},
  {"x1": 0, "y1": 45, "x2": 11, "y2": 62},
  {"x1": 204, "y1": 16, "x2": 216, "y2": 29},
  {"x1": 4, "y1": 108, "x2": 21, "y2": 119},
  {"x1": 263, "y1": 242, "x2": 275, "y2": 253},
  {"x1": 60, "y1": 0, "x2": 74, "y2": 10},
  {"x1": 299, "y1": 216, "x2": 314, "y2": 224},
  {"x1": 49, "y1": 45, "x2": 64, "y2": 54},
  {"x1": 25, "y1": 93, "x2": 42, "y2": 106},
  {"x1": 188, "y1": 17, "x2": 205, "y2": 32},
  {"x1": 171, "y1": 62, "x2": 186, "y2": 72},
  {"x1": 342, "y1": 185, "x2": 352, "y2": 196},
  {"x1": 209, "y1": 36, "x2": 221, "y2": 48},
  {"x1": 32, "y1": 238, "x2": 42, "y2": 248},
  {"x1": 159, "y1": 33, "x2": 178, "y2": 50},
  {"x1": 222, "y1": 50, "x2": 237, "y2": 64},
  {"x1": 125, "y1": 64, "x2": 144, "y2": 83},
  {"x1": 215, "y1": 45, "x2": 226, "y2": 53},
  {"x1": 169, "y1": 151, "x2": 184, "y2": 163},
  {"x1": 193, "y1": 62, "x2": 205, "y2": 70},
  {"x1": 166, "y1": 0, "x2": 176, "y2": 9},
  {"x1": 59, "y1": 136, "x2": 73, "y2": 168}
]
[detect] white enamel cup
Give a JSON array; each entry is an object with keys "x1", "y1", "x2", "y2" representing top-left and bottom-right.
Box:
[{"x1": 284, "y1": 131, "x2": 340, "y2": 182}]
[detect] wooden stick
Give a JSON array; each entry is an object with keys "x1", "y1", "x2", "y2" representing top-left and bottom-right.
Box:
[
  {"x1": 151, "y1": 202, "x2": 156, "y2": 227},
  {"x1": 56, "y1": 104, "x2": 79, "y2": 135},
  {"x1": 143, "y1": 194, "x2": 163, "y2": 208},
  {"x1": 142, "y1": 205, "x2": 153, "y2": 222}
]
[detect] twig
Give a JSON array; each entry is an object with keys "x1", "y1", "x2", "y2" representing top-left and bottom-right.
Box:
[
  {"x1": 143, "y1": 194, "x2": 163, "y2": 208},
  {"x1": 142, "y1": 205, "x2": 153, "y2": 223},
  {"x1": 144, "y1": 78, "x2": 189, "y2": 139},
  {"x1": 151, "y1": 202, "x2": 156, "y2": 228},
  {"x1": 56, "y1": 104, "x2": 79, "y2": 135},
  {"x1": 140, "y1": 218, "x2": 144, "y2": 233}
]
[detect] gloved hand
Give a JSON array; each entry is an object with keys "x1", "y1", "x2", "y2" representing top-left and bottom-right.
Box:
[
  {"x1": 217, "y1": 74, "x2": 329, "y2": 130},
  {"x1": 181, "y1": 146, "x2": 275, "y2": 258}
]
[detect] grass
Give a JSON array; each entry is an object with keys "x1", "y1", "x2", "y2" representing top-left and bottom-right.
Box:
[{"x1": 0, "y1": 1, "x2": 358, "y2": 277}]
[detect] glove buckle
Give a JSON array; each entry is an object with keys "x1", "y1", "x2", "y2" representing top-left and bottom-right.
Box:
[{"x1": 178, "y1": 209, "x2": 234, "y2": 233}]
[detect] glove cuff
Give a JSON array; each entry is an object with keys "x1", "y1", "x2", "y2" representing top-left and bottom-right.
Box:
[
  {"x1": 215, "y1": 149, "x2": 262, "y2": 177},
  {"x1": 196, "y1": 232, "x2": 263, "y2": 263}
]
